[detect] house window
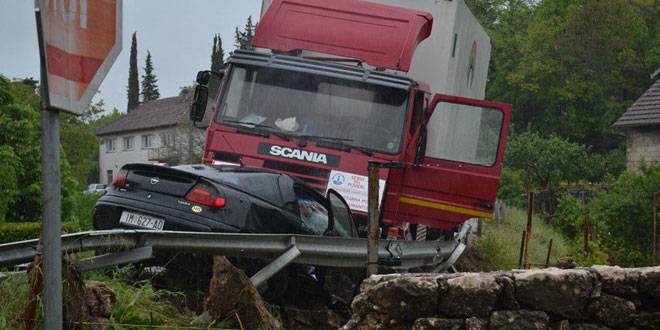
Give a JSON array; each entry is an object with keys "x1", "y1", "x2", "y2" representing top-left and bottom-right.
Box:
[
  {"x1": 105, "y1": 139, "x2": 116, "y2": 153},
  {"x1": 141, "y1": 135, "x2": 153, "y2": 149},
  {"x1": 106, "y1": 170, "x2": 113, "y2": 185},
  {"x1": 123, "y1": 136, "x2": 134, "y2": 151},
  {"x1": 160, "y1": 133, "x2": 175, "y2": 147}
]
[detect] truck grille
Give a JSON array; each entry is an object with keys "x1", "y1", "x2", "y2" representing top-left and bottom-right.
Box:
[{"x1": 263, "y1": 160, "x2": 330, "y2": 190}]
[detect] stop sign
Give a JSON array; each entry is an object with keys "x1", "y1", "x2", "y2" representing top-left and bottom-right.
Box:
[{"x1": 38, "y1": 0, "x2": 122, "y2": 115}]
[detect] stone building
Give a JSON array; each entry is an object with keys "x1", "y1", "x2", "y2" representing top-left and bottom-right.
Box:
[
  {"x1": 612, "y1": 71, "x2": 660, "y2": 170},
  {"x1": 96, "y1": 93, "x2": 210, "y2": 185}
]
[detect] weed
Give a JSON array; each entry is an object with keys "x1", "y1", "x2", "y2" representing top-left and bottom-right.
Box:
[{"x1": 476, "y1": 208, "x2": 571, "y2": 270}]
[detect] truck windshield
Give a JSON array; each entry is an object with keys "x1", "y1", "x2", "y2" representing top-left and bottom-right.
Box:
[{"x1": 216, "y1": 64, "x2": 409, "y2": 153}]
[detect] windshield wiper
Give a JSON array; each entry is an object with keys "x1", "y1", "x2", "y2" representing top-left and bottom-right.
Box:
[
  {"x1": 302, "y1": 135, "x2": 373, "y2": 156},
  {"x1": 221, "y1": 119, "x2": 290, "y2": 141}
]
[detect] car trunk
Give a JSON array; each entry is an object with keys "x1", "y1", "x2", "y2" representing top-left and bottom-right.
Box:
[{"x1": 124, "y1": 164, "x2": 199, "y2": 197}]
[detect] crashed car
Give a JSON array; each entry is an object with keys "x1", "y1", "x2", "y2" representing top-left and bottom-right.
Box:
[
  {"x1": 93, "y1": 163, "x2": 357, "y2": 238},
  {"x1": 93, "y1": 163, "x2": 360, "y2": 302}
]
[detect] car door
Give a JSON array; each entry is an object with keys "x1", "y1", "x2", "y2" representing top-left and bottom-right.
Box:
[{"x1": 391, "y1": 94, "x2": 512, "y2": 230}]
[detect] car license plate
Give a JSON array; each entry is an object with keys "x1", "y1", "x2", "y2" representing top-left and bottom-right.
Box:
[{"x1": 119, "y1": 211, "x2": 165, "y2": 231}]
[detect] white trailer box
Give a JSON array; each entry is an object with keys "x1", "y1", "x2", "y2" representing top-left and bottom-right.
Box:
[{"x1": 260, "y1": 0, "x2": 491, "y2": 100}]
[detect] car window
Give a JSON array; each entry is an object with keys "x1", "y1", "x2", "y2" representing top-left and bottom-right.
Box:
[
  {"x1": 328, "y1": 192, "x2": 354, "y2": 237},
  {"x1": 296, "y1": 189, "x2": 329, "y2": 235}
]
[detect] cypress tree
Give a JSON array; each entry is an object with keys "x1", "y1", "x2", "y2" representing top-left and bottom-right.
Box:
[
  {"x1": 126, "y1": 32, "x2": 140, "y2": 112},
  {"x1": 141, "y1": 51, "x2": 160, "y2": 102},
  {"x1": 234, "y1": 16, "x2": 257, "y2": 50},
  {"x1": 209, "y1": 34, "x2": 226, "y2": 98},
  {"x1": 243, "y1": 16, "x2": 255, "y2": 50}
]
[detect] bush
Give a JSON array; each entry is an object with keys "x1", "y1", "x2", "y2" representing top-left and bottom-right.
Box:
[
  {"x1": 0, "y1": 146, "x2": 20, "y2": 221},
  {"x1": 554, "y1": 193, "x2": 584, "y2": 238},
  {"x1": 497, "y1": 167, "x2": 527, "y2": 208},
  {"x1": 588, "y1": 165, "x2": 660, "y2": 266},
  {"x1": 0, "y1": 222, "x2": 80, "y2": 244},
  {"x1": 66, "y1": 193, "x2": 100, "y2": 231}
]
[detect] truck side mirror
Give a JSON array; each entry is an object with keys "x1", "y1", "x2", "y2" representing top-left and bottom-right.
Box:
[
  {"x1": 190, "y1": 84, "x2": 209, "y2": 122},
  {"x1": 190, "y1": 70, "x2": 224, "y2": 123},
  {"x1": 196, "y1": 70, "x2": 212, "y2": 85}
]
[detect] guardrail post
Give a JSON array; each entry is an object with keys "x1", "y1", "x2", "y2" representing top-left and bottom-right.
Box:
[{"x1": 367, "y1": 162, "x2": 380, "y2": 277}]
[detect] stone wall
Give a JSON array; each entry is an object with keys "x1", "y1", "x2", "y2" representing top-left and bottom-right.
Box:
[
  {"x1": 342, "y1": 266, "x2": 660, "y2": 329},
  {"x1": 626, "y1": 128, "x2": 660, "y2": 170}
]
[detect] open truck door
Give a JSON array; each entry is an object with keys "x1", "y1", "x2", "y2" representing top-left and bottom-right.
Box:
[{"x1": 385, "y1": 94, "x2": 511, "y2": 231}]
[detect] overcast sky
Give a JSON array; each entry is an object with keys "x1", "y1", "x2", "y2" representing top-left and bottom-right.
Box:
[{"x1": 0, "y1": 0, "x2": 261, "y2": 112}]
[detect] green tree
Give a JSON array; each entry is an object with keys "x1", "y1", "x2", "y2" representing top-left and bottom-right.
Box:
[
  {"x1": 127, "y1": 32, "x2": 140, "y2": 112},
  {"x1": 508, "y1": 0, "x2": 651, "y2": 151},
  {"x1": 504, "y1": 131, "x2": 588, "y2": 216},
  {"x1": 209, "y1": 34, "x2": 226, "y2": 98},
  {"x1": 234, "y1": 16, "x2": 256, "y2": 50},
  {"x1": 61, "y1": 99, "x2": 107, "y2": 186},
  {"x1": 0, "y1": 76, "x2": 78, "y2": 221},
  {"x1": 141, "y1": 51, "x2": 160, "y2": 102}
]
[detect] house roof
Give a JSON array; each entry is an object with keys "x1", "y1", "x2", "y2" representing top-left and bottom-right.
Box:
[
  {"x1": 96, "y1": 92, "x2": 212, "y2": 136},
  {"x1": 613, "y1": 78, "x2": 660, "y2": 128}
]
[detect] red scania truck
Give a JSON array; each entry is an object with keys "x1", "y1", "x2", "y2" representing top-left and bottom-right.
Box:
[{"x1": 190, "y1": 0, "x2": 511, "y2": 239}]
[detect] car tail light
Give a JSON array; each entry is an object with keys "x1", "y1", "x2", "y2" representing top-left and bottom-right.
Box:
[
  {"x1": 186, "y1": 183, "x2": 226, "y2": 208},
  {"x1": 112, "y1": 170, "x2": 128, "y2": 188}
]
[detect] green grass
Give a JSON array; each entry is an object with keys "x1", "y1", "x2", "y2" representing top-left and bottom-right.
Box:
[
  {"x1": 0, "y1": 267, "x2": 206, "y2": 330},
  {"x1": 0, "y1": 275, "x2": 31, "y2": 329},
  {"x1": 475, "y1": 208, "x2": 571, "y2": 270}
]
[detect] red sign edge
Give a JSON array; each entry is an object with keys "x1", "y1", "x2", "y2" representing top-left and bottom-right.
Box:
[{"x1": 37, "y1": 0, "x2": 123, "y2": 115}]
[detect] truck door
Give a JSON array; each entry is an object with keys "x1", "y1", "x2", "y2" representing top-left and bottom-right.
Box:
[{"x1": 391, "y1": 94, "x2": 511, "y2": 230}]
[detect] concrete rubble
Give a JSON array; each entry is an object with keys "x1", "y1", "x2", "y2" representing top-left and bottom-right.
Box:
[{"x1": 343, "y1": 266, "x2": 660, "y2": 330}]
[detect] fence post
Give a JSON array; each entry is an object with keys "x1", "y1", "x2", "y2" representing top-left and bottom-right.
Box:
[
  {"x1": 545, "y1": 239, "x2": 554, "y2": 268},
  {"x1": 518, "y1": 230, "x2": 527, "y2": 269},
  {"x1": 653, "y1": 192, "x2": 659, "y2": 266},
  {"x1": 523, "y1": 192, "x2": 534, "y2": 269}
]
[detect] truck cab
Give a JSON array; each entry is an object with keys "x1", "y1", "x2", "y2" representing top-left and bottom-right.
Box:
[{"x1": 191, "y1": 0, "x2": 511, "y2": 236}]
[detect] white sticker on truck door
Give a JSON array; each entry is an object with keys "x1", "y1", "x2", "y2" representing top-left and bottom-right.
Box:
[{"x1": 326, "y1": 170, "x2": 386, "y2": 213}]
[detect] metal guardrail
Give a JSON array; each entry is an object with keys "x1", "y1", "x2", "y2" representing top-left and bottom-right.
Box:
[{"x1": 0, "y1": 225, "x2": 471, "y2": 272}]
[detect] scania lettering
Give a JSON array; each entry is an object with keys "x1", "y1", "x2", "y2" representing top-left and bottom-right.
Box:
[
  {"x1": 190, "y1": 0, "x2": 512, "y2": 240},
  {"x1": 270, "y1": 146, "x2": 328, "y2": 165}
]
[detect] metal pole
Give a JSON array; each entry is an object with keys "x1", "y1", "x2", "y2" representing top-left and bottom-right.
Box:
[
  {"x1": 652, "y1": 192, "x2": 659, "y2": 265},
  {"x1": 36, "y1": 4, "x2": 63, "y2": 328},
  {"x1": 523, "y1": 192, "x2": 534, "y2": 269},
  {"x1": 367, "y1": 162, "x2": 380, "y2": 277}
]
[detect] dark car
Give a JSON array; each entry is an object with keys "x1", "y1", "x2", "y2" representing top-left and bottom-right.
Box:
[{"x1": 93, "y1": 163, "x2": 357, "y2": 238}]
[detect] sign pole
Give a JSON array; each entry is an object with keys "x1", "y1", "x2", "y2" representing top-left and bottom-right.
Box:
[
  {"x1": 366, "y1": 162, "x2": 380, "y2": 277},
  {"x1": 35, "y1": 4, "x2": 63, "y2": 328}
]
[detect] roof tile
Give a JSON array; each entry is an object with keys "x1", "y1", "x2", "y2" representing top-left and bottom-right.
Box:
[
  {"x1": 96, "y1": 92, "x2": 212, "y2": 136},
  {"x1": 613, "y1": 79, "x2": 660, "y2": 128}
]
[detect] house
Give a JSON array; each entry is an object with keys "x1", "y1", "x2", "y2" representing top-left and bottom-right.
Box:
[
  {"x1": 96, "y1": 92, "x2": 210, "y2": 185},
  {"x1": 612, "y1": 70, "x2": 660, "y2": 170}
]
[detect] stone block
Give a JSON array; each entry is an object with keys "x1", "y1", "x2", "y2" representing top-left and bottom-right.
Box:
[
  {"x1": 488, "y1": 310, "x2": 550, "y2": 330},
  {"x1": 438, "y1": 273, "x2": 502, "y2": 318},
  {"x1": 514, "y1": 268, "x2": 595, "y2": 319},
  {"x1": 413, "y1": 318, "x2": 464, "y2": 330}
]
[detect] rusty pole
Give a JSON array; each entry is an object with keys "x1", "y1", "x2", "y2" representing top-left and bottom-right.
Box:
[
  {"x1": 545, "y1": 239, "x2": 554, "y2": 268},
  {"x1": 518, "y1": 230, "x2": 527, "y2": 269},
  {"x1": 523, "y1": 192, "x2": 534, "y2": 269},
  {"x1": 367, "y1": 162, "x2": 380, "y2": 277},
  {"x1": 653, "y1": 192, "x2": 660, "y2": 266}
]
